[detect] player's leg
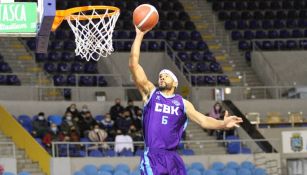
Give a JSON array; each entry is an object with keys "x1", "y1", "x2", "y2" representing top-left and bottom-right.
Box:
[
  {"x1": 139, "y1": 150, "x2": 168, "y2": 175},
  {"x1": 168, "y1": 153, "x2": 187, "y2": 175}
]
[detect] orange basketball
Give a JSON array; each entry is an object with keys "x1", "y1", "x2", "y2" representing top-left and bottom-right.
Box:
[{"x1": 133, "y1": 4, "x2": 159, "y2": 31}]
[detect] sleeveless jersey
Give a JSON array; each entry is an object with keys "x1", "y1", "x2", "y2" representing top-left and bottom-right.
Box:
[{"x1": 142, "y1": 89, "x2": 188, "y2": 150}]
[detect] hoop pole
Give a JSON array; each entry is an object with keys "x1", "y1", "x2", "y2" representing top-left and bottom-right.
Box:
[{"x1": 51, "y1": 6, "x2": 120, "y2": 31}]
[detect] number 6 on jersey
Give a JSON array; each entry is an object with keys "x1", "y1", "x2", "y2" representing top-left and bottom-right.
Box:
[{"x1": 162, "y1": 116, "x2": 168, "y2": 125}]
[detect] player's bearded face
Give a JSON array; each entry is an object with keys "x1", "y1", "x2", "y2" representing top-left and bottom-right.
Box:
[{"x1": 158, "y1": 74, "x2": 173, "y2": 91}]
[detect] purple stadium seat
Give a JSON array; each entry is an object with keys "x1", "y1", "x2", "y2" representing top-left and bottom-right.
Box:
[
  {"x1": 203, "y1": 52, "x2": 216, "y2": 62},
  {"x1": 177, "y1": 52, "x2": 189, "y2": 62},
  {"x1": 184, "y1": 21, "x2": 196, "y2": 30},
  {"x1": 225, "y1": 20, "x2": 236, "y2": 30},
  {"x1": 185, "y1": 62, "x2": 197, "y2": 73},
  {"x1": 292, "y1": 30, "x2": 303, "y2": 38},
  {"x1": 273, "y1": 20, "x2": 285, "y2": 29},
  {"x1": 287, "y1": 40, "x2": 298, "y2": 49},
  {"x1": 26, "y1": 39, "x2": 36, "y2": 50},
  {"x1": 274, "y1": 40, "x2": 286, "y2": 50},
  {"x1": 54, "y1": 29, "x2": 67, "y2": 39},
  {"x1": 259, "y1": 2, "x2": 269, "y2": 10},
  {"x1": 230, "y1": 11, "x2": 240, "y2": 20},
  {"x1": 173, "y1": 2, "x2": 184, "y2": 11},
  {"x1": 57, "y1": 63, "x2": 69, "y2": 73},
  {"x1": 179, "y1": 11, "x2": 190, "y2": 21},
  {"x1": 247, "y1": 2, "x2": 257, "y2": 10},
  {"x1": 235, "y1": 2, "x2": 246, "y2": 11},
  {"x1": 71, "y1": 63, "x2": 83, "y2": 73},
  {"x1": 255, "y1": 31, "x2": 266, "y2": 39},
  {"x1": 167, "y1": 12, "x2": 177, "y2": 20},
  {"x1": 7, "y1": 75, "x2": 20, "y2": 85},
  {"x1": 35, "y1": 53, "x2": 47, "y2": 62},
  {"x1": 166, "y1": 31, "x2": 177, "y2": 41},
  {"x1": 241, "y1": 11, "x2": 253, "y2": 20},
  {"x1": 84, "y1": 63, "x2": 97, "y2": 74},
  {"x1": 63, "y1": 41, "x2": 75, "y2": 50},
  {"x1": 190, "y1": 31, "x2": 201, "y2": 40},
  {"x1": 238, "y1": 41, "x2": 251, "y2": 51},
  {"x1": 264, "y1": 11, "x2": 275, "y2": 19},
  {"x1": 276, "y1": 11, "x2": 287, "y2": 19},
  {"x1": 61, "y1": 52, "x2": 74, "y2": 62},
  {"x1": 53, "y1": 75, "x2": 66, "y2": 86},
  {"x1": 172, "y1": 41, "x2": 184, "y2": 51},
  {"x1": 279, "y1": 30, "x2": 290, "y2": 38},
  {"x1": 262, "y1": 41, "x2": 273, "y2": 50},
  {"x1": 268, "y1": 30, "x2": 279, "y2": 38},
  {"x1": 178, "y1": 31, "x2": 190, "y2": 40},
  {"x1": 231, "y1": 31, "x2": 242, "y2": 40},
  {"x1": 287, "y1": 19, "x2": 297, "y2": 28},
  {"x1": 262, "y1": 20, "x2": 273, "y2": 29},
  {"x1": 196, "y1": 62, "x2": 209, "y2": 73},
  {"x1": 185, "y1": 41, "x2": 196, "y2": 50},
  {"x1": 48, "y1": 52, "x2": 60, "y2": 62},
  {"x1": 148, "y1": 41, "x2": 160, "y2": 51},
  {"x1": 172, "y1": 21, "x2": 184, "y2": 30},
  {"x1": 196, "y1": 41, "x2": 208, "y2": 51},
  {"x1": 253, "y1": 11, "x2": 264, "y2": 20},
  {"x1": 159, "y1": 21, "x2": 171, "y2": 30},
  {"x1": 243, "y1": 30, "x2": 254, "y2": 40},
  {"x1": 237, "y1": 20, "x2": 248, "y2": 30},
  {"x1": 190, "y1": 52, "x2": 202, "y2": 62},
  {"x1": 270, "y1": 1, "x2": 281, "y2": 10},
  {"x1": 299, "y1": 40, "x2": 307, "y2": 49},
  {"x1": 144, "y1": 32, "x2": 153, "y2": 39},
  {"x1": 50, "y1": 41, "x2": 63, "y2": 50},
  {"x1": 223, "y1": 1, "x2": 235, "y2": 10},
  {"x1": 219, "y1": 11, "x2": 230, "y2": 20},
  {"x1": 298, "y1": 19, "x2": 307, "y2": 28},
  {"x1": 0, "y1": 75, "x2": 6, "y2": 85},
  {"x1": 288, "y1": 10, "x2": 298, "y2": 19},
  {"x1": 154, "y1": 31, "x2": 165, "y2": 39},
  {"x1": 67, "y1": 74, "x2": 76, "y2": 86},
  {"x1": 209, "y1": 62, "x2": 222, "y2": 73},
  {"x1": 118, "y1": 31, "x2": 129, "y2": 39},
  {"x1": 0, "y1": 63, "x2": 11, "y2": 73},
  {"x1": 44, "y1": 63, "x2": 56, "y2": 73},
  {"x1": 249, "y1": 20, "x2": 260, "y2": 29},
  {"x1": 204, "y1": 76, "x2": 216, "y2": 86},
  {"x1": 79, "y1": 76, "x2": 95, "y2": 86}
]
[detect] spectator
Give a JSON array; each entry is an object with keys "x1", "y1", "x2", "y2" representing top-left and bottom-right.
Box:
[
  {"x1": 66, "y1": 103, "x2": 80, "y2": 120},
  {"x1": 32, "y1": 112, "x2": 49, "y2": 138},
  {"x1": 109, "y1": 98, "x2": 124, "y2": 120},
  {"x1": 125, "y1": 99, "x2": 140, "y2": 120},
  {"x1": 129, "y1": 125, "x2": 143, "y2": 151},
  {"x1": 43, "y1": 123, "x2": 65, "y2": 153},
  {"x1": 116, "y1": 110, "x2": 132, "y2": 132},
  {"x1": 60, "y1": 111, "x2": 80, "y2": 136},
  {"x1": 80, "y1": 104, "x2": 90, "y2": 118},
  {"x1": 88, "y1": 124, "x2": 109, "y2": 149},
  {"x1": 98, "y1": 113, "x2": 116, "y2": 141},
  {"x1": 114, "y1": 129, "x2": 134, "y2": 153},
  {"x1": 79, "y1": 111, "x2": 97, "y2": 137},
  {"x1": 133, "y1": 109, "x2": 143, "y2": 131},
  {"x1": 209, "y1": 102, "x2": 223, "y2": 119},
  {"x1": 69, "y1": 127, "x2": 80, "y2": 142}
]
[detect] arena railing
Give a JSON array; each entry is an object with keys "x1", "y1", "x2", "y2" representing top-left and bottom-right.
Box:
[
  {"x1": 0, "y1": 142, "x2": 16, "y2": 158},
  {"x1": 51, "y1": 138, "x2": 280, "y2": 158}
]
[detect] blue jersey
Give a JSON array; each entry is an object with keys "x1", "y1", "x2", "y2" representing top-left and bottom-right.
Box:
[{"x1": 142, "y1": 89, "x2": 188, "y2": 150}]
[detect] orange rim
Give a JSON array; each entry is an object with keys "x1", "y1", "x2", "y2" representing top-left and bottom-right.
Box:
[{"x1": 52, "y1": 6, "x2": 120, "y2": 31}]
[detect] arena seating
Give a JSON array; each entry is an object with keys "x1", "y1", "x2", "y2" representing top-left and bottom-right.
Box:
[
  {"x1": 0, "y1": 54, "x2": 20, "y2": 86},
  {"x1": 69, "y1": 161, "x2": 268, "y2": 175},
  {"x1": 21, "y1": 0, "x2": 230, "y2": 86},
  {"x1": 208, "y1": 0, "x2": 307, "y2": 62}
]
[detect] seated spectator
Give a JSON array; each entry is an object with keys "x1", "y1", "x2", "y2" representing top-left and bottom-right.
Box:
[
  {"x1": 129, "y1": 125, "x2": 143, "y2": 151},
  {"x1": 60, "y1": 111, "x2": 80, "y2": 136},
  {"x1": 125, "y1": 99, "x2": 140, "y2": 120},
  {"x1": 80, "y1": 104, "x2": 90, "y2": 118},
  {"x1": 116, "y1": 110, "x2": 132, "y2": 132},
  {"x1": 110, "y1": 98, "x2": 124, "y2": 120},
  {"x1": 69, "y1": 127, "x2": 80, "y2": 142},
  {"x1": 66, "y1": 103, "x2": 81, "y2": 120},
  {"x1": 114, "y1": 129, "x2": 134, "y2": 153},
  {"x1": 133, "y1": 109, "x2": 143, "y2": 131},
  {"x1": 99, "y1": 113, "x2": 116, "y2": 141},
  {"x1": 32, "y1": 112, "x2": 49, "y2": 138},
  {"x1": 43, "y1": 123, "x2": 65, "y2": 153},
  {"x1": 88, "y1": 124, "x2": 109, "y2": 149},
  {"x1": 79, "y1": 111, "x2": 97, "y2": 137},
  {"x1": 209, "y1": 102, "x2": 223, "y2": 120}
]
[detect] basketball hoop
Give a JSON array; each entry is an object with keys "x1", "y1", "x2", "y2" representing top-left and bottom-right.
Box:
[{"x1": 52, "y1": 6, "x2": 120, "y2": 61}]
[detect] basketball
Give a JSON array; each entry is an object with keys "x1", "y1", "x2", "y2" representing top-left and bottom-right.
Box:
[{"x1": 133, "y1": 4, "x2": 159, "y2": 31}]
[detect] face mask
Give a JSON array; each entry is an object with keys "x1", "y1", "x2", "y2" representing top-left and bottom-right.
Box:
[
  {"x1": 38, "y1": 116, "x2": 44, "y2": 120},
  {"x1": 66, "y1": 116, "x2": 72, "y2": 120},
  {"x1": 70, "y1": 108, "x2": 76, "y2": 112},
  {"x1": 105, "y1": 118, "x2": 111, "y2": 122},
  {"x1": 82, "y1": 108, "x2": 88, "y2": 112},
  {"x1": 51, "y1": 127, "x2": 57, "y2": 132},
  {"x1": 94, "y1": 129, "x2": 99, "y2": 133}
]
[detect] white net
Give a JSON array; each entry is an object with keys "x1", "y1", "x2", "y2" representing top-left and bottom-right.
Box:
[{"x1": 66, "y1": 8, "x2": 120, "y2": 61}]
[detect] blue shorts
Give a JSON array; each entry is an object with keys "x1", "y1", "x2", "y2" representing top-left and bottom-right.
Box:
[{"x1": 140, "y1": 148, "x2": 186, "y2": 175}]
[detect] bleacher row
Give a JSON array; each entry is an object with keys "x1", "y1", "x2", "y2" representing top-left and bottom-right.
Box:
[
  {"x1": 1, "y1": 161, "x2": 268, "y2": 175},
  {"x1": 19, "y1": 0, "x2": 231, "y2": 87},
  {"x1": 208, "y1": 0, "x2": 307, "y2": 63},
  {"x1": 0, "y1": 54, "x2": 20, "y2": 85}
]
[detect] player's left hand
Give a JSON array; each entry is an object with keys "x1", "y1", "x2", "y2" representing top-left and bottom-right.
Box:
[{"x1": 223, "y1": 110, "x2": 243, "y2": 129}]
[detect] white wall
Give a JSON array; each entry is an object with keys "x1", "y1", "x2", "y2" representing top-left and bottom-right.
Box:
[{"x1": 0, "y1": 158, "x2": 17, "y2": 174}]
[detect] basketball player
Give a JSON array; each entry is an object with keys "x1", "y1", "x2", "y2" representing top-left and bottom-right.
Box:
[{"x1": 129, "y1": 27, "x2": 243, "y2": 175}]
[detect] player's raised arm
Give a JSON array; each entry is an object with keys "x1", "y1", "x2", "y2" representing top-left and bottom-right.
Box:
[
  {"x1": 129, "y1": 27, "x2": 155, "y2": 98},
  {"x1": 183, "y1": 99, "x2": 243, "y2": 129}
]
